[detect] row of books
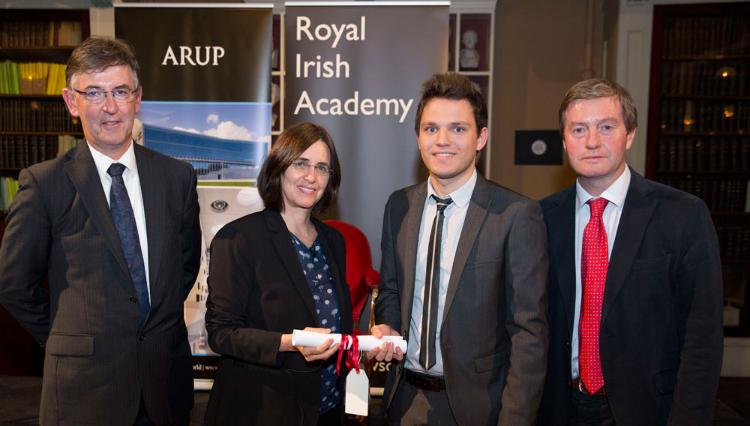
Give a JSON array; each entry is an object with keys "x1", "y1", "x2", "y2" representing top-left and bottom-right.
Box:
[
  {"x1": 717, "y1": 226, "x2": 750, "y2": 261},
  {"x1": 0, "y1": 61, "x2": 67, "y2": 95},
  {"x1": 661, "y1": 60, "x2": 748, "y2": 97},
  {"x1": 659, "y1": 99, "x2": 750, "y2": 133},
  {"x1": 663, "y1": 16, "x2": 750, "y2": 58},
  {"x1": 0, "y1": 135, "x2": 81, "y2": 169},
  {"x1": 658, "y1": 177, "x2": 749, "y2": 212},
  {"x1": 0, "y1": 177, "x2": 19, "y2": 212},
  {"x1": 0, "y1": 98, "x2": 80, "y2": 132},
  {"x1": 0, "y1": 20, "x2": 82, "y2": 48},
  {"x1": 656, "y1": 137, "x2": 750, "y2": 173}
]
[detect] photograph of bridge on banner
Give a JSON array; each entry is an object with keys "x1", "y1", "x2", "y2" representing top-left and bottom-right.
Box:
[{"x1": 137, "y1": 101, "x2": 271, "y2": 183}]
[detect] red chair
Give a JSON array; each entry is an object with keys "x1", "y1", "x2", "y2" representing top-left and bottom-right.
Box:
[{"x1": 324, "y1": 220, "x2": 379, "y2": 333}]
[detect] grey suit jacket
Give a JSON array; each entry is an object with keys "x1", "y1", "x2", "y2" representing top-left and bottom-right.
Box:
[
  {"x1": 375, "y1": 174, "x2": 549, "y2": 426},
  {"x1": 0, "y1": 142, "x2": 202, "y2": 426}
]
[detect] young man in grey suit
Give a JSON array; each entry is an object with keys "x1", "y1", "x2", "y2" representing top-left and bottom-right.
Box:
[
  {"x1": 370, "y1": 73, "x2": 549, "y2": 425},
  {"x1": 0, "y1": 37, "x2": 201, "y2": 425},
  {"x1": 538, "y1": 79, "x2": 723, "y2": 425}
]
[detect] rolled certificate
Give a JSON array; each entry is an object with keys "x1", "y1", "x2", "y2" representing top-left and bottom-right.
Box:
[{"x1": 292, "y1": 329, "x2": 407, "y2": 353}]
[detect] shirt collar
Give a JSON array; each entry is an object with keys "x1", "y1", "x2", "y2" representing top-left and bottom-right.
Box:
[
  {"x1": 575, "y1": 166, "x2": 631, "y2": 210},
  {"x1": 427, "y1": 169, "x2": 477, "y2": 208},
  {"x1": 87, "y1": 140, "x2": 137, "y2": 178}
]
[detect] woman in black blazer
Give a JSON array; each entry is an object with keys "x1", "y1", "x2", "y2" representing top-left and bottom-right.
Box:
[{"x1": 205, "y1": 122, "x2": 352, "y2": 425}]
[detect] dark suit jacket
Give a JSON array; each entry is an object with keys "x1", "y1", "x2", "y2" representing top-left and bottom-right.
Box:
[
  {"x1": 204, "y1": 209, "x2": 352, "y2": 426},
  {"x1": 538, "y1": 170, "x2": 723, "y2": 425},
  {"x1": 375, "y1": 175, "x2": 549, "y2": 425},
  {"x1": 0, "y1": 142, "x2": 201, "y2": 425}
]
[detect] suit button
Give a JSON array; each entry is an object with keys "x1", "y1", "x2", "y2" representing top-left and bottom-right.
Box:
[
  {"x1": 138, "y1": 334, "x2": 145, "y2": 342},
  {"x1": 129, "y1": 296, "x2": 138, "y2": 304},
  {"x1": 565, "y1": 341, "x2": 571, "y2": 347}
]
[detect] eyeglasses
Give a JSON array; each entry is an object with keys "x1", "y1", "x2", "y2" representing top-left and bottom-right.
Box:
[
  {"x1": 290, "y1": 159, "x2": 333, "y2": 176},
  {"x1": 72, "y1": 87, "x2": 139, "y2": 104}
]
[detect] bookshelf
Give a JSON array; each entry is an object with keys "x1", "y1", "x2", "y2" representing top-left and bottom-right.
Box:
[
  {"x1": 646, "y1": 3, "x2": 750, "y2": 337},
  {"x1": 448, "y1": 8, "x2": 494, "y2": 176},
  {"x1": 0, "y1": 10, "x2": 89, "y2": 375},
  {"x1": 0, "y1": 10, "x2": 89, "y2": 217}
]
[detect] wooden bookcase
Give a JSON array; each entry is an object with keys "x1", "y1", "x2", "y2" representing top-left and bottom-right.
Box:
[
  {"x1": 449, "y1": 9, "x2": 494, "y2": 176},
  {"x1": 0, "y1": 9, "x2": 89, "y2": 375},
  {"x1": 646, "y1": 3, "x2": 750, "y2": 337},
  {"x1": 0, "y1": 9, "x2": 88, "y2": 181}
]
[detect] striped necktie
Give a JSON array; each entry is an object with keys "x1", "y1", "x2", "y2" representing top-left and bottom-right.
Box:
[{"x1": 420, "y1": 195, "x2": 453, "y2": 370}]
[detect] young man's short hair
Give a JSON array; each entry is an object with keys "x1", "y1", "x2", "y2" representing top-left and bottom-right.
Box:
[{"x1": 414, "y1": 72, "x2": 488, "y2": 134}]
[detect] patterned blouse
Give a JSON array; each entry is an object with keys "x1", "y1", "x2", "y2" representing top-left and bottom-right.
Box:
[{"x1": 290, "y1": 233, "x2": 343, "y2": 413}]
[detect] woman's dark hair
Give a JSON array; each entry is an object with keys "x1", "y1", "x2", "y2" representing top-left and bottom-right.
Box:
[{"x1": 257, "y1": 122, "x2": 341, "y2": 214}]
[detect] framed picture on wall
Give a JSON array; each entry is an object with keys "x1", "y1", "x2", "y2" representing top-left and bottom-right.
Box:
[{"x1": 514, "y1": 130, "x2": 563, "y2": 165}]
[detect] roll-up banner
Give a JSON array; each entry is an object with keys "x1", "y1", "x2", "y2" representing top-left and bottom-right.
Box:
[
  {"x1": 115, "y1": 4, "x2": 273, "y2": 388},
  {"x1": 284, "y1": 1, "x2": 449, "y2": 267}
]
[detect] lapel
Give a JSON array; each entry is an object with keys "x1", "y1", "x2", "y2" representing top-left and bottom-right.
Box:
[
  {"x1": 314, "y1": 220, "x2": 352, "y2": 334},
  {"x1": 265, "y1": 210, "x2": 319, "y2": 322},
  {"x1": 135, "y1": 144, "x2": 167, "y2": 303},
  {"x1": 63, "y1": 142, "x2": 132, "y2": 292},
  {"x1": 441, "y1": 175, "x2": 491, "y2": 323},
  {"x1": 399, "y1": 184, "x2": 427, "y2": 336},
  {"x1": 601, "y1": 170, "x2": 658, "y2": 322},
  {"x1": 546, "y1": 186, "x2": 578, "y2": 336}
]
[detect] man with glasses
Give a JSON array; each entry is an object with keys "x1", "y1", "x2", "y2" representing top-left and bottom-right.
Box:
[{"x1": 0, "y1": 37, "x2": 201, "y2": 425}]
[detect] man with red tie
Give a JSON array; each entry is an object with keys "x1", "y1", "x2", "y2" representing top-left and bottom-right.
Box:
[{"x1": 538, "y1": 79, "x2": 723, "y2": 425}]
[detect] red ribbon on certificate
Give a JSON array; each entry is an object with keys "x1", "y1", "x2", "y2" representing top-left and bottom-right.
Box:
[{"x1": 336, "y1": 334, "x2": 360, "y2": 376}]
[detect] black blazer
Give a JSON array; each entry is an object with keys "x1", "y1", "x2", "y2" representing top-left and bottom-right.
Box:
[
  {"x1": 538, "y1": 170, "x2": 723, "y2": 425},
  {"x1": 204, "y1": 209, "x2": 352, "y2": 426},
  {"x1": 0, "y1": 142, "x2": 201, "y2": 425}
]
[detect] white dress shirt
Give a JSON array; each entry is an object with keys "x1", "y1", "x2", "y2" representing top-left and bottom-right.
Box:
[
  {"x1": 405, "y1": 170, "x2": 477, "y2": 376},
  {"x1": 87, "y1": 141, "x2": 151, "y2": 301},
  {"x1": 570, "y1": 166, "x2": 631, "y2": 378}
]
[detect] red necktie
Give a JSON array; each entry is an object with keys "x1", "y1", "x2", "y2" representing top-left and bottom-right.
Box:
[{"x1": 579, "y1": 197, "x2": 609, "y2": 395}]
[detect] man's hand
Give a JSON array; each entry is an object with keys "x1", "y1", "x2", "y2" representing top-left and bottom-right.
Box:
[{"x1": 366, "y1": 324, "x2": 404, "y2": 362}]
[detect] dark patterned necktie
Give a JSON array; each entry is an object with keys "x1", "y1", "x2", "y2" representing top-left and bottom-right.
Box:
[
  {"x1": 579, "y1": 197, "x2": 609, "y2": 394},
  {"x1": 420, "y1": 195, "x2": 453, "y2": 370},
  {"x1": 107, "y1": 163, "x2": 149, "y2": 327}
]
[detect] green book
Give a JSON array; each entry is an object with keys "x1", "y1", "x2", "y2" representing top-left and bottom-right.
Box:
[
  {"x1": 0, "y1": 61, "x2": 8, "y2": 94},
  {"x1": 10, "y1": 61, "x2": 20, "y2": 94}
]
